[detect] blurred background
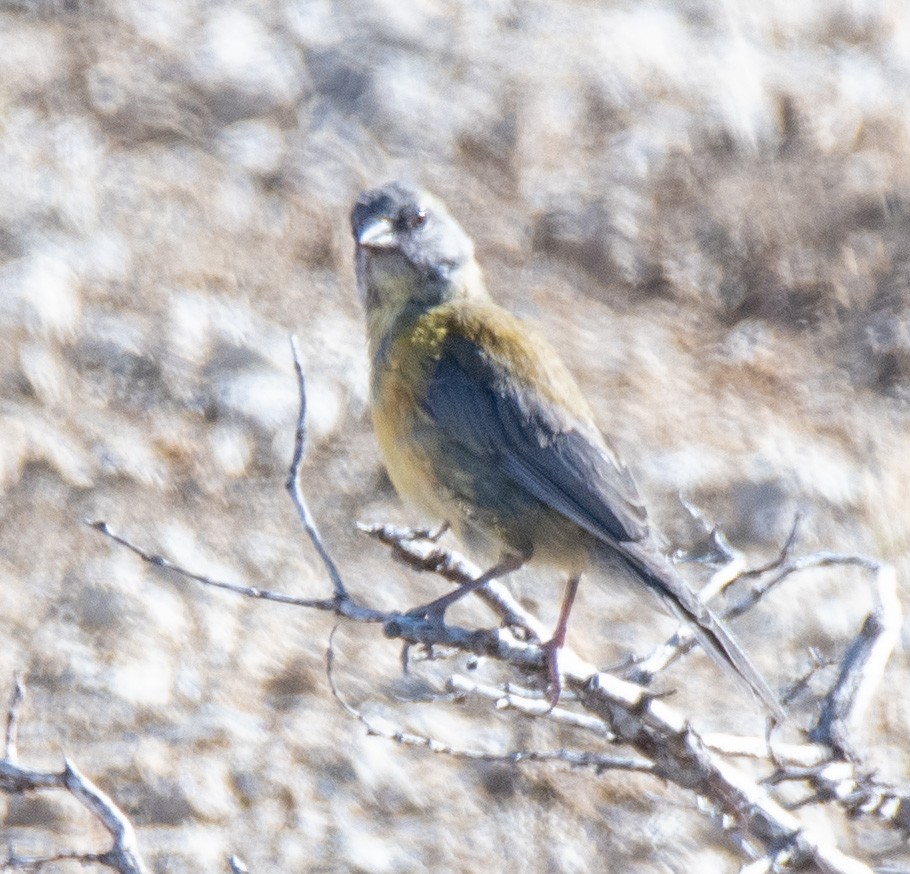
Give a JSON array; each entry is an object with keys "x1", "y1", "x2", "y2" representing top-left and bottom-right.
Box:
[{"x1": 1, "y1": 0, "x2": 908, "y2": 870}]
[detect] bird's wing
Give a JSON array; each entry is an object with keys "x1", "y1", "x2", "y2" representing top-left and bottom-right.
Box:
[
  {"x1": 421, "y1": 312, "x2": 784, "y2": 720},
  {"x1": 422, "y1": 327, "x2": 649, "y2": 544}
]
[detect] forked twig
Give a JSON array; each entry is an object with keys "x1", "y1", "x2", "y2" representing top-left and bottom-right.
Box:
[
  {"x1": 326, "y1": 626, "x2": 653, "y2": 775},
  {"x1": 0, "y1": 679, "x2": 148, "y2": 874},
  {"x1": 84, "y1": 337, "x2": 902, "y2": 874},
  {"x1": 286, "y1": 335, "x2": 347, "y2": 599}
]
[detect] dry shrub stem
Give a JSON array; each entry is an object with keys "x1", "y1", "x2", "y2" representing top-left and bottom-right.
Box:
[
  {"x1": 55, "y1": 337, "x2": 904, "y2": 872},
  {"x1": 0, "y1": 677, "x2": 149, "y2": 874}
]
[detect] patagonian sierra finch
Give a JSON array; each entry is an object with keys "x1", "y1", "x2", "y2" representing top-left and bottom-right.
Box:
[{"x1": 352, "y1": 180, "x2": 783, "y2": 720}]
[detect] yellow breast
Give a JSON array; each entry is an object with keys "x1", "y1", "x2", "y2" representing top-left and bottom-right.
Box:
[{"x1": 369, "y1": 308, "x2": 452, "y2": 522}]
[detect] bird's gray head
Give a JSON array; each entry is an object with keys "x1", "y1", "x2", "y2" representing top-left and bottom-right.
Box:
[{"x1": 351, "y1": 182, "x2": 482, "y2": 316}]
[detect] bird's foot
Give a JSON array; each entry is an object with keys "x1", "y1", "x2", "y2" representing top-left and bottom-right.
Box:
[
  {"x1": 383, "y1": 600, "x2": 449, "y2": 645},
  {"x1": 399, "y1": 521, "x2": 450, "y2": 543},
  {"x1": 403, "y1": 599, "x2": 449, "y2": 627},
  {"x1": 536, "y1": 573, "x2": 580, "y2": 712},
  {"x1": 539, "y1": 638, "x2": 564, "y2": 712}
]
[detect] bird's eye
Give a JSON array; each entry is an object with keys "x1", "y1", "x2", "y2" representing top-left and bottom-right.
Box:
[{"x1": 400, "y1": 207, "x2": 427, "y2": 231}]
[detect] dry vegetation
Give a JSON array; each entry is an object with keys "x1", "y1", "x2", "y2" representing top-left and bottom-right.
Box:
[{"x1": 1, "y1": 1, "x2": 909, "y2": 871}]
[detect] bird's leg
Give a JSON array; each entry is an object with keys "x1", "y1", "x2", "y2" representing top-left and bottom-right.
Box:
[
  {"x1": 405, "y1": 552, "x2": 525, "y2": 623},
  {"x1": 541, "y1": 573, "x2": 581, "y2": 710}
]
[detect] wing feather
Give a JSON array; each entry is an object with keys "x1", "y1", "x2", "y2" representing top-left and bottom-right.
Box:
[
  {"x1": 418, "y1": 313, "x2": 784, "y2": 720},
  {"x1": 422, "y1": 329, "x2": 648, "y2": 544}
]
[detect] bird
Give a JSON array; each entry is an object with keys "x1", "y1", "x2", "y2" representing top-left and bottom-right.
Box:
[{"x1": 351, "y1": 180, "x2": 783, "y2": 719}]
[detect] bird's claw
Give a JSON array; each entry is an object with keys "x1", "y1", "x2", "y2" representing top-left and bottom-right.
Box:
[
  {"x1": 403, "y1": 603, "x2": 447, "y2": 627},
  {"x1": 540, "y1": 638, "x2": 564, "y2": 713}
]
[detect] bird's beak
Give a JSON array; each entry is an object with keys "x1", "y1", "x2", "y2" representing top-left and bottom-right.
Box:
[{"x1": 356, "y1": 216, "x2": 397, "y2": 250}]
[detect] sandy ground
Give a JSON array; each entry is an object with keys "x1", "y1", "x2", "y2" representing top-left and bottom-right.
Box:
[{"x1": 1, "y1": 1, "x2": 909, "y2": 871}]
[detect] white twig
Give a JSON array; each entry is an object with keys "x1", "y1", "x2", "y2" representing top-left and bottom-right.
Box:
[
  {"x1": 286, "y1": 335, "x2": 347, "y2": 599},
  {"x1": 448, "y1": 674, "x2": 617, "y2": 737},
  {"x1": 63, "y1": 758, "x2": 147, "y2": 874},
  {"x1": 0, "y1": 678, "x2": 148, "y2": 874},
  {"x1": 87, "y1": 342, "x2": 901, "y2": 873},
  {"x1": 326, "y1": 628, "x2": 652, "y2": 775},
  {"x1": 87, "y1": 519, "x2": 387, "y2": 623},
  {"x1": 702, "y1": 732, "x2": 830, "y2": 767},
  {"x1": 4, "y1": 673, "x2": 24, "y2": 761},
  {"x1": 628, "y1": 519, "x2": 802, "y2": 682},
  {"x1": 357, "y1": 521, "x2": 549, "y2": 641},
  {"x1": 810, "y1": 560, "x2": 901, "y2": 757}
]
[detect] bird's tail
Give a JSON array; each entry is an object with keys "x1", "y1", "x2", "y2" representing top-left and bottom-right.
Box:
[{"x1": 617, "y1": 541, "x2": 785, "y2": 722}]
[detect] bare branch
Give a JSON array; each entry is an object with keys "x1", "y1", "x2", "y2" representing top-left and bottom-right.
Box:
[
  {"x1": 766, "y1": 759, "x2": 910, "y2": 832},
  {"x1": 286, "y1": 335, "x2": 348, "y2": 599},
  {"x1": 4, "y1": 673, "x2": 24, "y2": 762},
  {"x1": 229, "y1": 855, "x2": 250, "y2": 874},
  {"x1": 626, "y1": 521, "x2": 803, "y2": 683},
  {"x1": 358, "y1": 521, "x2": 548, "y2": 640},
  {"x1": 809, "y1": 561, "x2": 901, "y2": 757},
  {"x1": 728, "y1": 513, "x2": 803, "y2": 584},
  {"x1": 751, "y1": 562, "x2": 910, "y2": 835},
  {"x1": 86, "y1": 519, "x2": 387, "y2": 624},
  {"x1": 780, "y1": 649, "x2": 836, "y2": 706},
  {"x1": 90, "y1": 505, "x2": 892, "y2": 872},
  {"x1": 326, "y1": 628, "x2": 653, "y2": 775},
  {"x1": 574, "y1": 674, "x2": 874, "y2": 872},
  {"x1": 85, "y1": 521, "x2": 558, "y2": 672},
  {"x1": 86, "y1": 344, "x2": 901, "y2": 873},
  {"x1": 727, "y1": 552, "x2": 884, "y2": 624},
  {"x1": 63, "y1": 758, "x2": 146, "y2": 874},
  {"x1": 629, "y1": 539, "x2": 895, "y2": 693},
  {"x1": 0, "y1": 678, "x2": 149, "y2": 874},
  {"x1": 358, "y1": 532, "x2": 894, "y2": 871},
  {"x1": 4, "y1": 848, "x2": 110, "y2": 869},
  {"x1": 702, "y1": 732, "x2": 830, "y2": 767},
  {"x1": 448, "y1": 674, "x2": 617, "y2": 738},
  {"x1": 0, "y1": 758, "x2": 64, "y2": 794}
]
